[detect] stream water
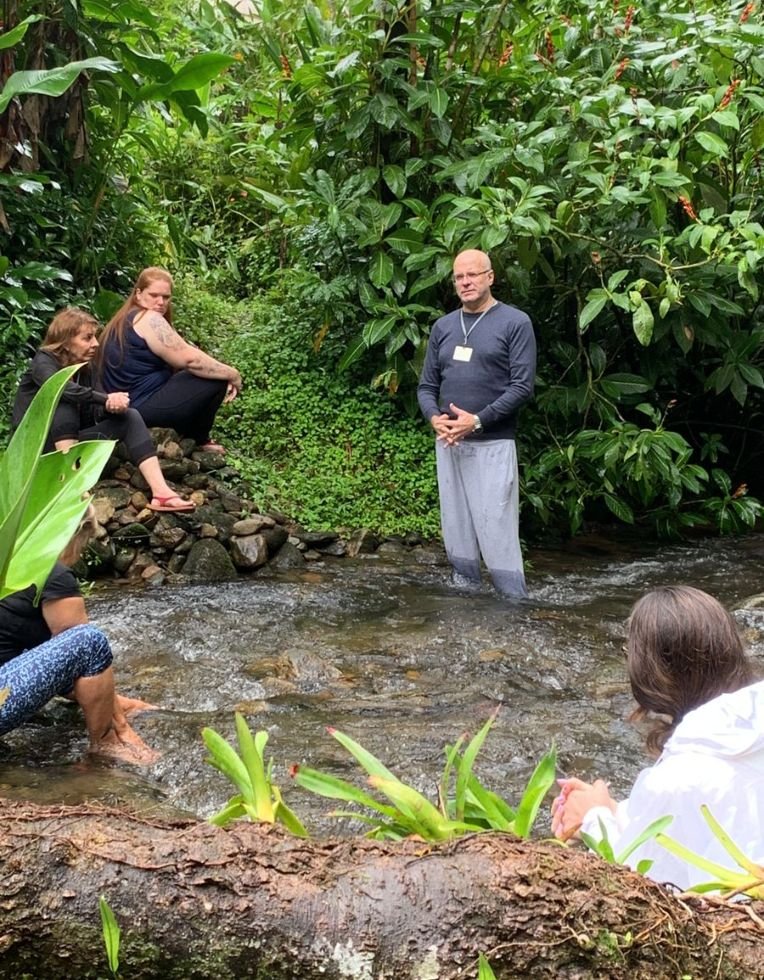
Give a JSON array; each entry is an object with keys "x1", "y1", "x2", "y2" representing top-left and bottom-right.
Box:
[{"x1": 3, "y1": 533, "x2": 764, "y2": 835}]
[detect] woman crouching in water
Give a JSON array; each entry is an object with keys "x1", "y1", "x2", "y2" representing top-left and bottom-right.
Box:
[
  {"x1": 552, "y1": 586, "x2": 763, "y2": 889},
  {"x1": 0, "y1": 508, "x2": 159, "y2": 764}
]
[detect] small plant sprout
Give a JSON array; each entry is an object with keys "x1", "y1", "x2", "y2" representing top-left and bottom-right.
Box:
[
  {"x1": 99, "y1": 895, "x2": 120, "y2": 978},
  {"x1": 202, "y1": 713, "x2": 308, "y2": 836},
  {"x1": 579, "y1": 814, "x2": 674, "y2": 874},
  {"x1": 655, "y1": 805, "x2": 764, "y2": 898},
  {"x1": 478, "y1": 952, "x2": 498, "y2": 979}
]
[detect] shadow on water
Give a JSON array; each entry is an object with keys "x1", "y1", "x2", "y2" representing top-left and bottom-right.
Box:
[{"x1": 3, "y1": 534, "x2": 764, "y2": 835}]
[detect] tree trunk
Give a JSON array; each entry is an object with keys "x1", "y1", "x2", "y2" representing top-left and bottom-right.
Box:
[{"x1": 0, "y1": 800, "x2": 761, "y2": 979}]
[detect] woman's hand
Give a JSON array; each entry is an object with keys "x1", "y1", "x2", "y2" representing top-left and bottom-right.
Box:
[
  {"x1": 551, "y1": 777, "x2": 617, "y2": 841},
  {"x1": 105, "y1": 391, "x2": 130, "y2": 413},
  {"x1": 224, "y1": 380, "x2": 240, "y2": 404}
]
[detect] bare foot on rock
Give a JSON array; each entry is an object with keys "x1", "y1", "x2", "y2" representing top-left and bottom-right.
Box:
[
  {"x1": 115, "y1": 694, "x2": 160, "y2": 718},
  {"x1": 90, "y1": 727, "x2": 161, "y2": 766}
]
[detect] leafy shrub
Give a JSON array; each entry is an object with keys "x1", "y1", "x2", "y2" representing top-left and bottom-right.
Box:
[{"x1": 181, "y1": 278, "x2": 441, "y2": 535}]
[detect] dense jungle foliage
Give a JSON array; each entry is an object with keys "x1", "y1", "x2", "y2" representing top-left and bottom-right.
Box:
[{"x1": 1, "y1": 0, "x2": 763, "y2": 538}]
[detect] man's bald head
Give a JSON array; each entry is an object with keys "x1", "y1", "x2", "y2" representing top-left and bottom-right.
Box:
[
  {"x1": 454, "y1": 249, "x2": 492, "y2": 270},
  {"x1": 453, "y1": 250, "x2": 495, "y2": 311}
]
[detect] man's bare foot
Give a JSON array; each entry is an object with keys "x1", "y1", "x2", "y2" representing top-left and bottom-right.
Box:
[
  {"x1": 115, "y1": 694, "x2": 159, "y2": 718},
  {"x1": 90, "y1": 727, "x2": 161, "y2": 766}
]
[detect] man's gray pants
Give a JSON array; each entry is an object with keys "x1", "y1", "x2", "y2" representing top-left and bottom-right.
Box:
[{"x1": 435, "y1": 438, "x2": 527, "y2": 598}]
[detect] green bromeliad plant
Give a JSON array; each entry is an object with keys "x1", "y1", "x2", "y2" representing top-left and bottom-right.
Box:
[
  {"x1": 202, "y1": 718, "x2": 764, "y2": 897},
  {"x1": 579, "y1": 814, "x2": 675, "y2": 876},
  {"x1": 656, "y1": 805, "x2": 764, "y2": 899},
  {"x1": 204, "y1": 709, "x2": 556, "y2": 843},
  {"x1": 291, "y1": 717, "x2": 556, "y2": 841},
  {"x1": 202, "y1": 712, "x2": 308, "y2": 836}
]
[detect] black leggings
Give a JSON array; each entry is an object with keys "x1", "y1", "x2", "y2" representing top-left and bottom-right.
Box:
[
  {"x1": 48, "y1": 404, "x2": 155, "y2": 464},
  {"x1": 136, "y1": 371, "x2": 227, "y2": 444}
]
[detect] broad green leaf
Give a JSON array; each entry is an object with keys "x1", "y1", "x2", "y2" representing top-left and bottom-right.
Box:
[
  {"x1": 172, "y1": 53, "x2": 236, "y2": 92},
  {"x1": 82, "y1": 0, "x2": 159, "y2": 26},
  {"x1": 632, "y1": 302, "x2": 654, "y2": 346},
  {"x1": 0, "y1": 58, "x2": 119, "y2": 114},
  {"x1": 464, "y1": 778, "x2": 514, "y2": 830},
  {"x1": 235, "y1": 714, "x2": 274, "y2": 822},
  {"x1": 385, "y1": 228, "x2": 422, "y2": 253},
  {"x1": 478, "y1": 953, "x2": 498, "y2": 980},
  {"x1": 651, "y1": 171, "x2": 691, "y2": 188},
  {"x1": 429, "y1": 88, "x2": 449, "y2": 119},
  {"x1": 713, "y1": 110, "x2": 739, "y2": 131},
  {"x1": 603, "y1": 493, "x2": 635, "y2": 523},
  {"x1": 272, "y1": 786, "x2": 309, "y2": 838},
  {"x1": 329, "y1": 728, "x2": 398, "y2": 782},
  {"x1": 292, "y1": 765, "x2": 399, "y2": 818},
  {"x1": 440, "y1": 736, "x2": 467, "y2": 820},
  {"x1": 118, "y1": 44, "x2": 175, "y2": 83},
  {"x1": 241, "y1": 183, "x2": 289, "y2": 212},
  {"x1": 512, "y1": 746, "x2": 557, "y2": 838},
  {"x1": 4, "y1": 444, "x2": 114, "y2": 599},
  {"x1": 649, "y1": 47, "x2": 696, "y2": 70},
  {"x1": 455, "y1": 712, "x2": 496, "y2": 822},
  {"x1": 369, "y1": 775, "x2": 468, "y2": 839},
  {"x1": 602, "y1": 373, "x2": 652, "y2": 395},
  {"x1": 579, "y1": 295, "x2": 608, "y2": 331},
  {"x1": 0, "y1": 366, "x2": 113, "y2": 600},
  {"x1": 655, "y1": 833, "x2": 753, "y2": 885},
  {"x1": 369, "y1": 251, "x2": 394, "y2": 289},
  {"x1": 700, "y1": 805, "x2": 764, "y2": 875},
  {"x1": 338, "y1": 334, "x2": 368, "y2": 372},
  {"x1": 382, "y1": 165, "x2": 406, "y2": 199},
  {"x1": 616, "y1": 815, "x2": 673, "y2": 864},
  {"x1": 607, "y1": 270, "x2": 629, "y2": 291},
  {"x1": 481, "y1": 225, "x2": 508, "y2": 250},
  {"x1": 581, "y1": 817, "x2": 617, "y2": 862},
  {"x1": 99, "y1": 896, "x2": 121, "y2": 976},
  {"x1": 694, "y1": 131, "x2": 729, "y2": 157},
  {"x1": 207, "y1": 798, "x2": 247, "y2": 826},
  {"x1": 363, "y1": 315, "x2": 396, "y2": 347},
  {"x1": 0, "y1": 14, "x2": 44, "y2": 51},
  {"x1": 330, "y1": 51, "x2": 360, "y2": 77},
  {"x1": 137, "y1": 53, "x2": 235, "y2": 101},
  {"x1": 201, "y1": 727, "x2": 254, "y2": 802}
]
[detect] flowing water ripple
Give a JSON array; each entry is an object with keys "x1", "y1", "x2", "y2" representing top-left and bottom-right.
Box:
[{"x1": 2, "y1": 536, "x2": 764, "y2": 833}]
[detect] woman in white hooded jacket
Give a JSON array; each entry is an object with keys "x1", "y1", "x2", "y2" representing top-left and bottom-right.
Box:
[{"x1": 551, "y1": 585, "x2": 764, "y2": 890}]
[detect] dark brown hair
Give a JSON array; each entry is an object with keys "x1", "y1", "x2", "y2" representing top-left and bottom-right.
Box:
[
  {"x1": 41, "y1": 308, "x2": 99, "y2": 365},
  {"x1": 95, "y1": 267, "x2": 174, "y2": 372},
  {"x1": 626, "y1": 585, "x2": 754, "y2": 754},
  {"x1": 59, "y1": 504, "x2": 98, "y2": 567}
]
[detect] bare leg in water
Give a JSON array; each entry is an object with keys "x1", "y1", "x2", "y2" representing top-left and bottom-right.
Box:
[{"x1": 73, "y1": 667, "x2": 160, "y2": 765}]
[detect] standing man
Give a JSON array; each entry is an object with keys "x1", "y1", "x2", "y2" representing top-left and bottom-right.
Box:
[{"x1": 417, "y1": 249, "x2": 536, "y2": 598}]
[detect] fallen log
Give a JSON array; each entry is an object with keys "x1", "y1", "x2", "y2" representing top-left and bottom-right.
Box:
[{"x1": 0, "y1": 800, "x2": 762, "y2": 979}]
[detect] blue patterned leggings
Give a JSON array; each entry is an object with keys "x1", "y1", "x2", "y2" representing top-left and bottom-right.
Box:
[{"x1": 0, "y1": 624, "x2": 113, "y2": 735}]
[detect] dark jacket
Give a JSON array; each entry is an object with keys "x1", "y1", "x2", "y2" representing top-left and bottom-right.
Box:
[{"x1": 12, "y1": 350, "x2": 107, "y2": 430}]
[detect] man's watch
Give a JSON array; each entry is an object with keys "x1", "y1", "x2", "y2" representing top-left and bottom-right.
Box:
[{"x1": 473, "y1": 415, "x2": 483, "y2": 433}]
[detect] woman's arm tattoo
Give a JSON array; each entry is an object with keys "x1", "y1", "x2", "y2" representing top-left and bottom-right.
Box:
[{"x1": 148, "y1": 313, "x2": 184, "y2": 349}]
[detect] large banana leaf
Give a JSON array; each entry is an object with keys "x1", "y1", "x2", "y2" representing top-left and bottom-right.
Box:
[
  {"x1": 0, "y1": 366, "x2": 115, "y2": 600},
  {"x1": 0, "y1": 57, "x2": 119, "y2": 114}
]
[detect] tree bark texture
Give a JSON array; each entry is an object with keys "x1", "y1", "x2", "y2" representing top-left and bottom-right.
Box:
[{"x1": 0, "y1": 800, "x2": 762, "y2": 979}]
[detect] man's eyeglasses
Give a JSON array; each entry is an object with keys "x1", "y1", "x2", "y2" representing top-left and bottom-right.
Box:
[{"x1": 453, "y1": 270, "x2": 492, "y2": 283}]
